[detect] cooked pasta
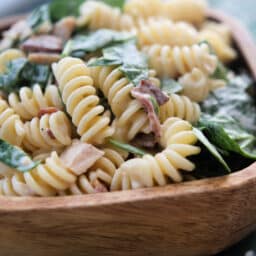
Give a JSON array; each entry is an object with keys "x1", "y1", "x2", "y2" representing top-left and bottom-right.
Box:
[
  {"x1": 8, "y1": 84, "x2": 63, "y2": 121},
  {"x1": 0, "y1": 99, "x2": 25, "y2": 146},
  {"x1": 53, "y1": 57, "x2": 114, "y2": 144},
  {"x1": 124, "y1": 0, "x2": 163, "y2": 19},
  {"x1": 143, "y1": 43, "x2": 218, "y2": 78},
  {"x1": 22, "y1": 111, "x2": 72, "y2": 152},
  {"x1": 178, "y1": 68, "x2": 227, "y2": 102},
  {"x1": 163, "y1": 0, "x2": 207, "y2": 25},
  {"x1": 199, "y1": 30, "x2": 237, "y2": 63},
  {"x1": 159, "y1": 94, "x2": 201, "y2": 123},
  {"x1": 0, "y1": 49, "x2": 24, "y2": 74},
  {"x1": 110, "y1": 117, "x2": 201, "y2": 191},
  {"x1": 90, "y1": 66, "x2": 160, "y2": 140},
  {"x1": 78, "y1": 1, "x2": 135, "y2": 31},
  {"x1": 61, "y1": 147, "x2": 125, "y2": 195},
  {"x1": 137, "y1": 18, "x2": 199, "y2": 48},
  {"x1": 0, "y1": 152, "x2": 77, "y2": 196}
]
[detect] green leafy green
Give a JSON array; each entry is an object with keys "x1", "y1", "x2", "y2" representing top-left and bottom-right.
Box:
[
  {"x1": 0, "y1": 139, "x2": 39, "y2": 172},
  {"x1": 89, "y1": 41, "x2": 149, "y2": 86},
  {"x1": 0, "y1": 58, "x2": 50, "y2": 94},
  {"x1": 109, "y1": 139, "x2": 147, "y2": 156},
  {"x1": 161, "y1": 78, "x2": 183, "y2": 95},
  {"x1": 50, "y1": 0, "x2": 84, "y2": 22},
  {"x1": 193, "y1": 127, "x2": 230, "y2": 172},
  {"x1": 201, "y1": 74, "x2": 256, "y2": 134},
  {"x1": 64, "y1": 29, "x2": 135, "y2": 58},
  {"x1": 27, "y1": 4, "x2": 52, "y2": 32},
  {"x1": 198, "y1": 115, "x2": 256, "y2": 160},
  {"x1": 0, "y1": 58, "x2": 28, "y2": 93},
  {"x1": 211, "y1": 61, "x2": 229, "y2": 81}
]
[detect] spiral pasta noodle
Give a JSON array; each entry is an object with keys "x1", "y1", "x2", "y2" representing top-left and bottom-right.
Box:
[
  {"x1": 110, "y1": 117, "x2": 201, "y2": 191},
  {"x1": 60, "y1": 148, "x2": 125, "y2": 195},
  {"x1": 159, "y1": 94, "x2": 201, "y2": 124},
  {"x1": 8, "y1": 84, "x2": 63, "y2": 121},
  {"x1": 0, "y1": 99, "x2": 25, "y2": 146},
  {"x1": 143, "y1": 43, "x2": 218, "y2": 78},
  {"x1": 137, "y1": 18, "x2": 199, "y2": 48},
  {"x1": 78, "y1": 1, "x2": 135, "y2": 31},
  {"x1": 22, "y1": 111, "x2": 72, "y2": 152},
  {"x1": 0, "y1": 49, "x2": 24, "y2": 74},
  {"x1": 0, "y1": 151, "x2": 78, "y2": 196},
  {"x1": 53, "y1": 57, "x2": 114, "y2": 145},
  {"x1": 90, "y1": 66, "x2": 160, "y2": 141}
]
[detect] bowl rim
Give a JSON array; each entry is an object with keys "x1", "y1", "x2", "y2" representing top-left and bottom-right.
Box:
[{"x1": 0, "y1": 9, "x2": 256, "y2": 210}]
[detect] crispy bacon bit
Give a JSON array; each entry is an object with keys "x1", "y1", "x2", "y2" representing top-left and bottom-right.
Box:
[
  {"x1": 38, "y1": 107, "x2": 59, "y2": 118},
  {"x1": 92, "y1": 179, "x2": 108, "y2": 193},
  {"x1": 21, "y1": 35, "x2": 63, "y2": 53},
  {"x1": 136, "y1": 80, "x2": 169, "y2": 105},
  {"x1": 46, "y1": 129, "x2": 56, "y2": 140},
  {"x1": 131, "y1": 89, "x2": 162, "y2": 138},
  {"x1": 61, "y1": 140, "x2": 104, "y2": 176},
  {"x1": 28, "y1": 52, "x2": 61, "y2": 65},
  {"x1": 53, "y1": 17, "x2": 76, "y2": 42},
  {"x1": 131, "y1": 133, "x2": 157, "y2": 148}
]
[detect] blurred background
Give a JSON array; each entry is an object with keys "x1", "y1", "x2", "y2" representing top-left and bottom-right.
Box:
[{"x1": 0, "y1": 0, "x2": 255, "y2": 255}]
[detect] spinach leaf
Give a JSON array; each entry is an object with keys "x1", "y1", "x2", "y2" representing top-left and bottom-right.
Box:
[
  {"x1": 0, "y1": 58, "x2": 28, "y2": 93},
  {"x1": 161, "y1": 78, "x2": 183, "y2": 95},
  {"x1": 193, "y1": 127, "x2": 231, "y2": 172},
  {"x1": 89, "y1": 41, "x2": 149, "y2": 86},
  {"x1": 50, "y1": 0, "x2": 84, "y2": 22},
  {"x1": 64, "y1": 29, "x2": 135, "y2": 58},
  {"x1": 0, "y1": 139, "x2": 39, "y2": 172},
  {"x1": 198, "y1": 114, "x2": 256, "y2": 160},
  {"x1": 0, "y1": 58, "x2": 50, "y2": 94},
  {"x1": 201, "y1": 74, "x2": 256, "y2": 134},
  {"x1": 27, "y1": 4, "x2": 52, "y2": 32},
  {"x1": 211, "y1": 61, "x2": 229, "y2": 81},
  {"x1": 109, "y1": 139, "x2": 147, "y2": 156}
]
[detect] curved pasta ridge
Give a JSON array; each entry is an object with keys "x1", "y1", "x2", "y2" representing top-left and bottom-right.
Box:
[
  {"x1": 0, "y1": 152, "x2": 78, "y2": 197},
  {"x1": 110, "y1": 117, "x2": 201, "y2": 191},
  {"x1": 8, "y1": 84, "x2": 63, "y2": 121},
  {"x1": 53, "y1": 57, "x2": 114, "y2": 145},
  {"x1": 22, "y1": 111, "x2": 72, "y2": 152}
]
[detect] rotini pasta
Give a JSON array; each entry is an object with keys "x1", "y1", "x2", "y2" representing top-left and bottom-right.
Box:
[
  {"x1": 110, "y1": 117, "x2": 201, "y2": 191},
  {"x1": 78, "y1": 1, "x2": 135, "y2": 31},
  {"x1": 89, "y1": 66, "x2": 160, "y2": 141},
  {"x1": 143, "y1": 43, "x2": 218, "y2": 78},
  {"x1": 0, "y1": 152, "x2": 77, "y2": 196},
  {"x1": 61, "y1": 147, "x2": 125, "y2": 195},
  {"x1": 0, "y1": 99, "x2": 25, "y2": 146},
  {"x1": 22, "y1": 111, "x2": 72, "y2": 152},
  {"x1": 178, "y1": 68, "x2": 226, "y2": 102},
  {"x1": 0, "y1": 49, "x2": 24, "y2": 74},
  {"x1": 198, "y1": 30, "x2": 237, "y2": 63},
  {"x1": 8, "y1": 84, "x2": 63, "y2": 121},
  {"x1": 159, "y1": 94, "x2": 201, "y2": 123},
  {"x1": 53, "y1": 57, "x2": 114, "y2": 144},
  {"x1": 137, "y1": 18, "x2": 199, "y2": 48}
]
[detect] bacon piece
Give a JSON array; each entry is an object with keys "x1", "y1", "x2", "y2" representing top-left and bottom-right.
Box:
[
  {"x1": 21, "y1": 35, "x2": 63, "y2": 53},
  {"x1": 136, "y1": 80, "x2": 169, "y2": 105},
  {"x1": 53, "y1": 17, "x2": 76, "y2": 42},
  {"x1": 131, "y1": 89, "x2": 162, "y2": 138},
  {"x1": 28, "y1": 52, "x2": 61, "y2": 65},
  {"x1": 38, "y1": 107, "x2": 59, "y2": 118},
  {"x1": 61, "y1": 140, "x2": 104, "y2": 176}
]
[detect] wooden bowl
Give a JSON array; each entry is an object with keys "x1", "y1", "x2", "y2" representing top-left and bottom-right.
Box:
[{"x1": 0, "y1": 10, "x2": 256, "y2": 256}]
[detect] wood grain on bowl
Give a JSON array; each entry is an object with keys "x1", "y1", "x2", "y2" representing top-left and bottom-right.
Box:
[{"x1": 0, "y1": 10, "x2": 256, "y2": 256}]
